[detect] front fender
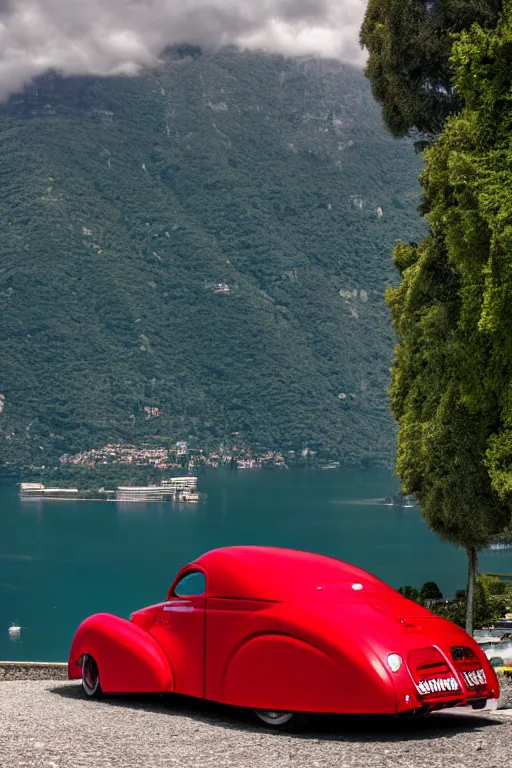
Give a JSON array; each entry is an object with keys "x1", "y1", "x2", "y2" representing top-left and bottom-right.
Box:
[{"x1": 68, "y1": 613, "x2": 173, "y2": 694}]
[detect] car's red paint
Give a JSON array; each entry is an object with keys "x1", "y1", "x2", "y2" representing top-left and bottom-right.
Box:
[
  {"x1": 68, "y1": 613, "x2": 173, "y2": 693},
  {"x1": 68, "y1": 546, "x2": 500, "y2": 714},
  {"x1": 145, "y1": 592, "x2": 206, "y2": 699}
]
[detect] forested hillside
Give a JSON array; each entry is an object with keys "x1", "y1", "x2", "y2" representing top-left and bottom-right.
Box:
[{"x1": 0, "y1": 48, "x2": 425, "y2": 469}]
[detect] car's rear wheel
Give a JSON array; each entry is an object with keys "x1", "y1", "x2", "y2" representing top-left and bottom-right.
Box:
[
  {"x1": 81, "y1": 654, "x2": 102, "y2": 698},
  {"x1": 254, "y1": 710, "x2": 294, "y2": 727}
]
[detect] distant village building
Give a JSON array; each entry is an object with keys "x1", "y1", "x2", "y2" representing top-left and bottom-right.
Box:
[
  {"x1": 143, "y1": 406, "x2": 161, "y2": 418},
  {"x1": 350, "y1": 195, "x2": 363, "y2": 210},
  {"x1": 237, "y1": 459, "x2": 257, "y2": 469},
  {"x1": 214, "y1": 283, "x2": 231, "y2": 293},
  {"x1": 175, "y1": 441, "x2": 188, "y2": 456}
]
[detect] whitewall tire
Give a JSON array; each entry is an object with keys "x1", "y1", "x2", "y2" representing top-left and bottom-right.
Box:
[
  {"x1": 254, "y1": 710, "x2": 294, "y2": 727},
  {"x1": 81, "y1": 654, "x2": 102, "y2": 698}
]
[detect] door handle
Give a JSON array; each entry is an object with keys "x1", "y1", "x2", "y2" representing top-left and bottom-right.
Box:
[{"x1": 162, "y1": 601, "x2": 194, "y2": 612}]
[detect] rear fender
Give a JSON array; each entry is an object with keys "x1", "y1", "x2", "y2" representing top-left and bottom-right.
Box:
[
  {"x1": 68, "y1": 613, "x2": 173, "y2": 693},
  {"x1": 221, "y1": 631, "x2": 396, "y2": 714}
]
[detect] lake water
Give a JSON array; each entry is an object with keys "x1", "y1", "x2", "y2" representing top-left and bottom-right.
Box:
[{"x1": 1, "y1": 468, "x2": 512, "y2": 662}]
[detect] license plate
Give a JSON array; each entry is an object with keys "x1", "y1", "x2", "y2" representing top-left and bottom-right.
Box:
[
  {"x1": 462, "y1": 669, "x2": 487, "y2": 687},
  {"x1": 417, "y1": 677, "x2": 459, "y2": 694}
]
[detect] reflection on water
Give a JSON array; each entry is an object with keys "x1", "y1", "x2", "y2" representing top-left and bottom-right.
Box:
[
  {"x1": 0, "y1": 554, "x2": 37, "y2": 562},
  {"x1": 331, "y1": 498, "x2": 396, "y2": 506}
]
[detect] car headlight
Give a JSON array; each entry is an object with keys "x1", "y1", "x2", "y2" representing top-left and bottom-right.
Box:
[{"x1": 387, "y1": 653, "x2": 402, "y2": 673}]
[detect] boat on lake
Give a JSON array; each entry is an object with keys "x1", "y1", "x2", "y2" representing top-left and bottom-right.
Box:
[
  {"x1": 8, "y1": 623, "x2": 22, "y2": 638},
  {"x1": 381, "y1": 494, "x2": 416, "y2": 508}
]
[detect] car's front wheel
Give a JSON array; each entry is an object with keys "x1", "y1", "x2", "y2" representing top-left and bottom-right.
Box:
[
  {"x1": 254, "y1": 710, "x2": 294, "y2": 727},
  {"x1": 81, "y1": 654, "x2": 102, "y2": 698}
]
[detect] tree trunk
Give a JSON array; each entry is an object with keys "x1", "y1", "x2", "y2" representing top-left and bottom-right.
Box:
[{"x1": 465, "y1": 547, "x2": 478, "y2": 635}]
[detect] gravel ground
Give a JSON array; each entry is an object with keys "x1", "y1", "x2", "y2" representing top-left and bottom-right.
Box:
[
  {"x1": 0, "y1": 663, "x2": 68, "y2": 682},
  {"x1": 1, "y1": 681, "x2": 512, "y2": 768}
]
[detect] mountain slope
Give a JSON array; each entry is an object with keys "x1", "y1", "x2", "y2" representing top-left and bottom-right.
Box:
[{"x1": 0, "y1": 49, "x2": 425, "y2": 468}]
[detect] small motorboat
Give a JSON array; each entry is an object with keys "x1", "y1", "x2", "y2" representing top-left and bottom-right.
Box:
[{"x1": 8, "y1": 623, "x2": 22, "y2": 638}]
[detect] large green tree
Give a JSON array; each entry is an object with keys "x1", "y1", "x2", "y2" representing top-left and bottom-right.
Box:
[
  {"x1": 386, "y1": 3, "x2": 512, "y2": 632},
  {"x1": 360, "y1": 0, "x2": 503, "y2": 138}
]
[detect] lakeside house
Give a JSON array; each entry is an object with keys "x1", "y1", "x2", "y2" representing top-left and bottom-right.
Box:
[
  {"x1": 116, "y1": 476, "x2": 198, "y2": 502},
  {"x1": 180, "y1": 492, "x2": 200, "y2": 503},
  {"x1": 161, "y1": 476, "x2": 197, "y2": 491},
  {"x1": 116, "y1": 486, "x2": 167, "y2": 502},
  {"x1": 19, "y1": 483, "x2": 79, "y2": 497}
]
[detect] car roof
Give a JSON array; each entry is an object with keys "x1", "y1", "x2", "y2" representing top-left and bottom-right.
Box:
[{"x1": 192, "y1": 545, "x2": 391, "y2": 601}]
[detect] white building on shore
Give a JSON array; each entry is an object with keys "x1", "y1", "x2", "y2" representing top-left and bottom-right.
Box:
[
  {"x1": 116, "y1": 477, "x2": 197, "y2": 502},
  {"x1": 116, "y1": 486, "x2": 166, "y2": 502},
  {"x1": 19, "y1": 477, "x2": 199, "y2": 503},
  {"x1": 19, "y1": 483, "x2": 79, "y2": 497},
  {"x1": 161, "y1": 476, "x2": 197, "y2": 492}
]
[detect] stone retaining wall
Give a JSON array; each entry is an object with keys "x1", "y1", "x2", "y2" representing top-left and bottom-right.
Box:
[{"x1": 0, "y1": 662, "x2": 68, "y2": 681}]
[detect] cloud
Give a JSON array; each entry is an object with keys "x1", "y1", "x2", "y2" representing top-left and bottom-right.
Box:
[{"x1": 0, "y1": 0, "x2": 367, "y2": 99}]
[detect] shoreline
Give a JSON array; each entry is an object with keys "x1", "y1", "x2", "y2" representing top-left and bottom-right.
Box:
[{"x1": 20, "y1": 496, "x2": 200, "y2": 504}]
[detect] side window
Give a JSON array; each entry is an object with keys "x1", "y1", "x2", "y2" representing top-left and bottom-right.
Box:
[{"x1": 173, "y1": 571, "x2": 206, "y2": 598}]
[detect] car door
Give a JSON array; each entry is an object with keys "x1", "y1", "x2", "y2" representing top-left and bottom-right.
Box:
[{"x1": 149, "y1": 569, "x2": 206, "y2": 698}]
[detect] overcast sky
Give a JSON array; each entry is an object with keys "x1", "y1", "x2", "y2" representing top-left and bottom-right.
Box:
[{"x1": 0, "y1": 0, "x2": 367, "y2": 98}]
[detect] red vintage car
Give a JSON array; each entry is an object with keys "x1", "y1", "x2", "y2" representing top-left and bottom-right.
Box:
[{"x1": 68, "y1": 546, "x2": 499, "y2": 726}]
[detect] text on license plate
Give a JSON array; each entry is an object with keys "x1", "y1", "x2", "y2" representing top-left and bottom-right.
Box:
[
  {"x1": 417, "y1": 677, "x2": 459, "y2": 694},
  {"x1": 462, "y1": 669, "x2": 487, "y2": 687}
]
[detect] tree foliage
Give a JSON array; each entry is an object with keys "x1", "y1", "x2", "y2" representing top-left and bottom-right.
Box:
[
  {"x1": 360, "y1": 0, "x2": 503, "y2": 138},
  {"x1": 400, "y1": 575, "x2": 510, "y2": 629},
  {"x1": 419, "y1": 581, "x2": 443, "y2": 602},
  {"x1": 386, "y1": 3, "x2": 512, "y2": 628},
  {"x1": 398, "y1": 584, "x2": 421, "y2": 601},
  {"x1": 435, "y1": 576, "x2": 509, "y2": 628}
]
